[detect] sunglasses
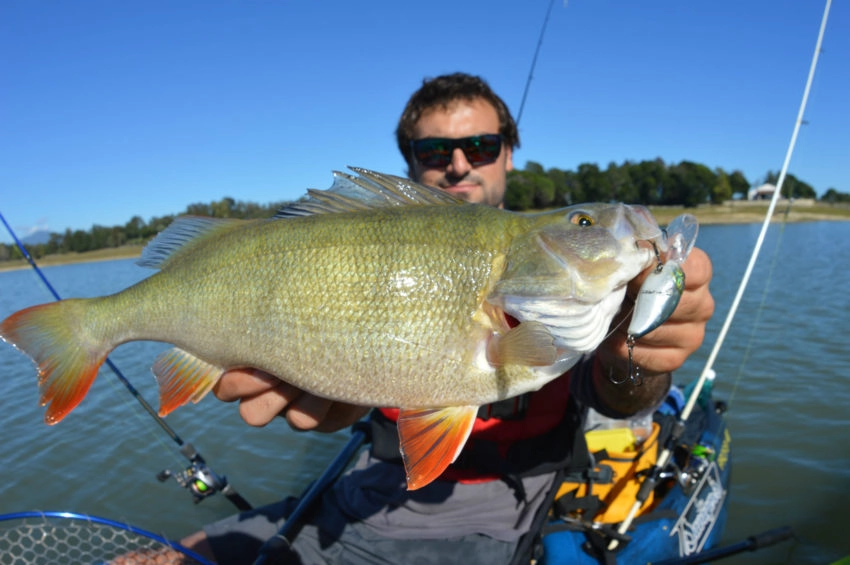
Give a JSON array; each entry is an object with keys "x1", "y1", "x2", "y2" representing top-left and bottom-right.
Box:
[{"x1": 410, "y1": 134, "x2": 503, "y2": 168}]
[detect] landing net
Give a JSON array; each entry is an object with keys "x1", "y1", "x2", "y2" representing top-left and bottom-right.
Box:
[{"x1": 0, "y1": 512, "x2": 211, "y2": 565}]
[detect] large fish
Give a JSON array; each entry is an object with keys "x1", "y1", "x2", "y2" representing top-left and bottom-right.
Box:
[{"x1": 0, "y1": 168, "x2": 666, "y2": 489}]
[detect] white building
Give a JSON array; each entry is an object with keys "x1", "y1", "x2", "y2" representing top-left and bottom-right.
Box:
[{"x1": 748, "y1": 183, "x2": 777, "y2": 201}]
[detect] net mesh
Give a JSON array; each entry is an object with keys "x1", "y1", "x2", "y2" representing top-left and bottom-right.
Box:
[{"x1": 0, "y1": 515, "x2": 207, "y2": 565}]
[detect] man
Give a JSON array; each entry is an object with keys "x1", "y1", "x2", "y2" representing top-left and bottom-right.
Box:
[{"x1": 181, "y1": 72, "x2": 714, "y2": 564}]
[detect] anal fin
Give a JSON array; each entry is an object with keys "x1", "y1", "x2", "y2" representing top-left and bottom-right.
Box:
[
  {"x1": 397, "y1": 405, "x2": 478, "y2": 490},
  {"x1": 153, "y1": 347, "x2": 225, "y2": 416}
]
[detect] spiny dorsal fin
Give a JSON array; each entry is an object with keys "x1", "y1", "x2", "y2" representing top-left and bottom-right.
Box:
[
  {"x1": 138, "y1": 216, "x2": 246, "y2": 270},
  {"x1": 274, "y1": 167, "x2": 461, "y2": 218}
]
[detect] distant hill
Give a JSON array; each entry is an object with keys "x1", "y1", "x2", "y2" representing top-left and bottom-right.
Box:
[{"x1": 22, "y1": 230, "x2": 51, "y2": 245}]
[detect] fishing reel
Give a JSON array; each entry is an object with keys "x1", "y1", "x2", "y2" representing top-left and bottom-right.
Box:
[
  {"x1": 157, "y1": 444, "x2": 227, "y2": 504},
  {"x1": 157, "y1": 443, "x2": 252, "y2": 511},
  {"x1": 157, "y1": 460, "x2": 226, "y2": 503}
]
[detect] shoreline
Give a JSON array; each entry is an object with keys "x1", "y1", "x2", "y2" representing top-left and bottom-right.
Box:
[
  {"x1": 2, "y1": 205, "x2": 848, "y2": 273},
  {"x1": 0, "y1": 246, "x2": 145, "y2": 273}
]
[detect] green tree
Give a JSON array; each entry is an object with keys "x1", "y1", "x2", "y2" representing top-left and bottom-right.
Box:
[
  {"x1": 666, "y1": 161, "x2": 714, "y2": 207},
  {"x1": 68, "y1": 229, "x2": 92, "y2": 253},
  {"x1": 629, "y1": 159, "x2": 668, "y2": 205},
  {"x1": 46, "y1": 233, "x2": 63, "y2": 255},
  {"x1": 727, "y1": 170, "x2": 750, "y2": 199},
  {"x1": 531, "y1": 173, "x2": 556, "y2": 209},
  {"x1": 211, "y1": 197, "x2": 237, "y2": 218},
  {"x1": 606, "y1": 161, "x2": 638, "y2": 203},
  {"x1": 546, "y1": 167, "x2": 581, "y2": 206},
  {"x1": 821, "y1": 188, "x2": 850, "y2": 203},
  {"x1": 125, "y1": 215, "x2": 145, "y2": 241},
  {"x1": 576, "y1": 163, "x2": 609, "y2": 202},
  {"x1": 505, "y1": 171, "x2": 534, "y2": 210},
  {"x1": 523, "y1": 161, "x2": 545, "y2": 175},
  {"x1": 712, "y1": 169, "x2": 733, "y2": 204}
]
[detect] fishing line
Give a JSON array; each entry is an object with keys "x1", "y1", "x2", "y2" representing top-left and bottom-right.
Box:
[
  {"x1": 609, "y1": 0, "x2": 833, "y2": 549},
  {"x1": 98, "y1": 348, "x2": 191, "y2": 468},
  {"x1": 727, "y1": 216, "x2": 790, "y2": 404}
]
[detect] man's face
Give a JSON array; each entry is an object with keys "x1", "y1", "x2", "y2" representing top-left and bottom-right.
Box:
[{"x1": 409, "y1": 98, "x2": 513, "y2": 207}]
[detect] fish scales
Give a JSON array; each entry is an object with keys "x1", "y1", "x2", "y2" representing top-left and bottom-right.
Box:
[{"x1": 94, "y1": 204, "x2": 525, "y2": 407}]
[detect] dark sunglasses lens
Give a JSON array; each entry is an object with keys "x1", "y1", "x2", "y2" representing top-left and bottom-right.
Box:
[
  {"x1": 462, "y1": 135, "x2": 502, "y2": 166},
  {"x1": 413, "y1": 139, "x2": 452, "y2": 168},
  {"x1": 412, "y1": 135, "x2": 503, "y2": 168}
]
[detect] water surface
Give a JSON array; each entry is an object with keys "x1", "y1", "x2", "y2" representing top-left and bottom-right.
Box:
[{"x1": 1, "y1": 222, "x2": 848, "y2": 563}]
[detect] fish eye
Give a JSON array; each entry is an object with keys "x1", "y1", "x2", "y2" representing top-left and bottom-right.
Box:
[{"x1": 569, "y1": 212, "x2": 595, "y2": 227}]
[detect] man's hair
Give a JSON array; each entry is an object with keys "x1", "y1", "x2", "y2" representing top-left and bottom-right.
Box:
[{"x1": 396, "y1": 72, "x2": 520, "y2": 170}]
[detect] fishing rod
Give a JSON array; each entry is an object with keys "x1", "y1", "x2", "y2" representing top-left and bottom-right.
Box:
[
  {"x1": 608, "y1": 0, "x2": 833, "y2": 549},
  {"x1": 252, "y1": 425, "x2": 369, "y2": 565},
  {"x1": 0, "y1": 211, "x2": 252, "y2": 512},
  {"x1": 515, "y1": 0, "x2": 557, "y2": 126}
]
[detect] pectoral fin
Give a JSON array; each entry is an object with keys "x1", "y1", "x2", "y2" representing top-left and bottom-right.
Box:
[
  {"x1": 488, "y1": 321, "x2": 557, "y2": 366},
  {"x1": 152, "y1": 347, "x2": 225, "y2": 416},
  {"x1": 397, "y1": 405, "x2": 478, "y2": 490}
]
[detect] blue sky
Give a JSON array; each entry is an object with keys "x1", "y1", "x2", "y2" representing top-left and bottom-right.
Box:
[{"x1": 1, "y1": 1, "x2": 847, "y2": 244}]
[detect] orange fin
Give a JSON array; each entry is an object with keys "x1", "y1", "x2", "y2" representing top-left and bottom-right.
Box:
[
  {"x1": 153, "y1": 347, "x2": 225, "y2": 416},
  {"x1": 0, "y1": 300, "x2": 109, "y2": 425},
  {"x1": 397, "y1": 405, "x2": 478, "y2": 490},
  {"x1": 489, "y1": 321, "x2": 557, "y2": 366}
]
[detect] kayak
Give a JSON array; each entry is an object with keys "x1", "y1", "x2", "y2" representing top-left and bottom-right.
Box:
[{"x1": 540, "y1": 382, "x2": 731, "y2": 564}]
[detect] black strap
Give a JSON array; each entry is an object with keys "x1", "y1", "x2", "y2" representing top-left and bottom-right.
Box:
[{"x1": 508, "y1": 465, "x2": 566, "y2": 565}]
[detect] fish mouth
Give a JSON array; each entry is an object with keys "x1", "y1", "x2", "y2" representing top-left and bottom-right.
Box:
[{"x1": 622, "y1": 204, "x2": 665, "y2": 245}]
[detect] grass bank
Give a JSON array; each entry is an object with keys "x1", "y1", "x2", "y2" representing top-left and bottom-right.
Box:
[
  {"x1": 0, "y1": 245, "x2": 144, "y2": 272},
  {"x1": 649, "y1": 200, "x2": 850, "y2": 225}
]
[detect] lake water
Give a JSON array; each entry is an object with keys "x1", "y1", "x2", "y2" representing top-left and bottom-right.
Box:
[{"x1": 1, "y1": 221, "x2": 848, "y2": 564}]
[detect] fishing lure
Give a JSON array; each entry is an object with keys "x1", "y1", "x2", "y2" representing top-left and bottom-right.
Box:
[{"x1": 613, "y1": 214, "x2": 698, "y2": 385}]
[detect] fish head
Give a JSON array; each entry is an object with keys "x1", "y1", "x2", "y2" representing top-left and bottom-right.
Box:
[{"x1": 488, "y1": 203, "x2": 662, "y2": 353}]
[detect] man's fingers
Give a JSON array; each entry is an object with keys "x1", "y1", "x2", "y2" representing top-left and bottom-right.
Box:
[
  {"x1": 285, "y1": 394, "x2": 333, "y2": 431},
  {"x1": 214, "y1": 369, "x2": 280, "y2": 401},
  {"x1": 235, "y1": 381, "x2": 302, "y2": 427}
]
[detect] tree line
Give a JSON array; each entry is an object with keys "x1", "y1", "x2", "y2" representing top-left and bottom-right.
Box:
[
  {"x1": 504, "y1": 159, "x2": 826, "y2": 210},
  {"x1": 2, "y1": 158, "x2": 847, "y2": 263},
  {"x1": 0, "y1": 197, "x2": 287, "y2": 262}
]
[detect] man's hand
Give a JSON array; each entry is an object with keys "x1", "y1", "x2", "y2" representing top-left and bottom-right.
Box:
[
  {"x1": 213, "y1": 369, "x2": 368, "y2": 432},
  {"x1": 594, "y1": 247, "x2": 715, "y2": 414}
]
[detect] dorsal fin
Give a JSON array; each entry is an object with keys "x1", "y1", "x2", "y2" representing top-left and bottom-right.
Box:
[
  {"x1": 274, "y1": 167, "x2": 461, "y2": 218},
  {"x1": 138, "y1": 216, "x2": 246, "y2": 270}
]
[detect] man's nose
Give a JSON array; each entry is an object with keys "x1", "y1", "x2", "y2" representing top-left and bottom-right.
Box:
[{"x1": 447, "y1": 147, "x2": 473, "y2": 176}]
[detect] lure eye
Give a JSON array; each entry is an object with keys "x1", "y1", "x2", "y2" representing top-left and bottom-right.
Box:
[{"x1": 569, "y1": 212, "x2": 595, "y2": 227}]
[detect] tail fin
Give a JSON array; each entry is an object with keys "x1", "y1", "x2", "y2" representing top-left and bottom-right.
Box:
[{"x1": 0, "y1": 300, "x2": 109, "y2": 425}]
